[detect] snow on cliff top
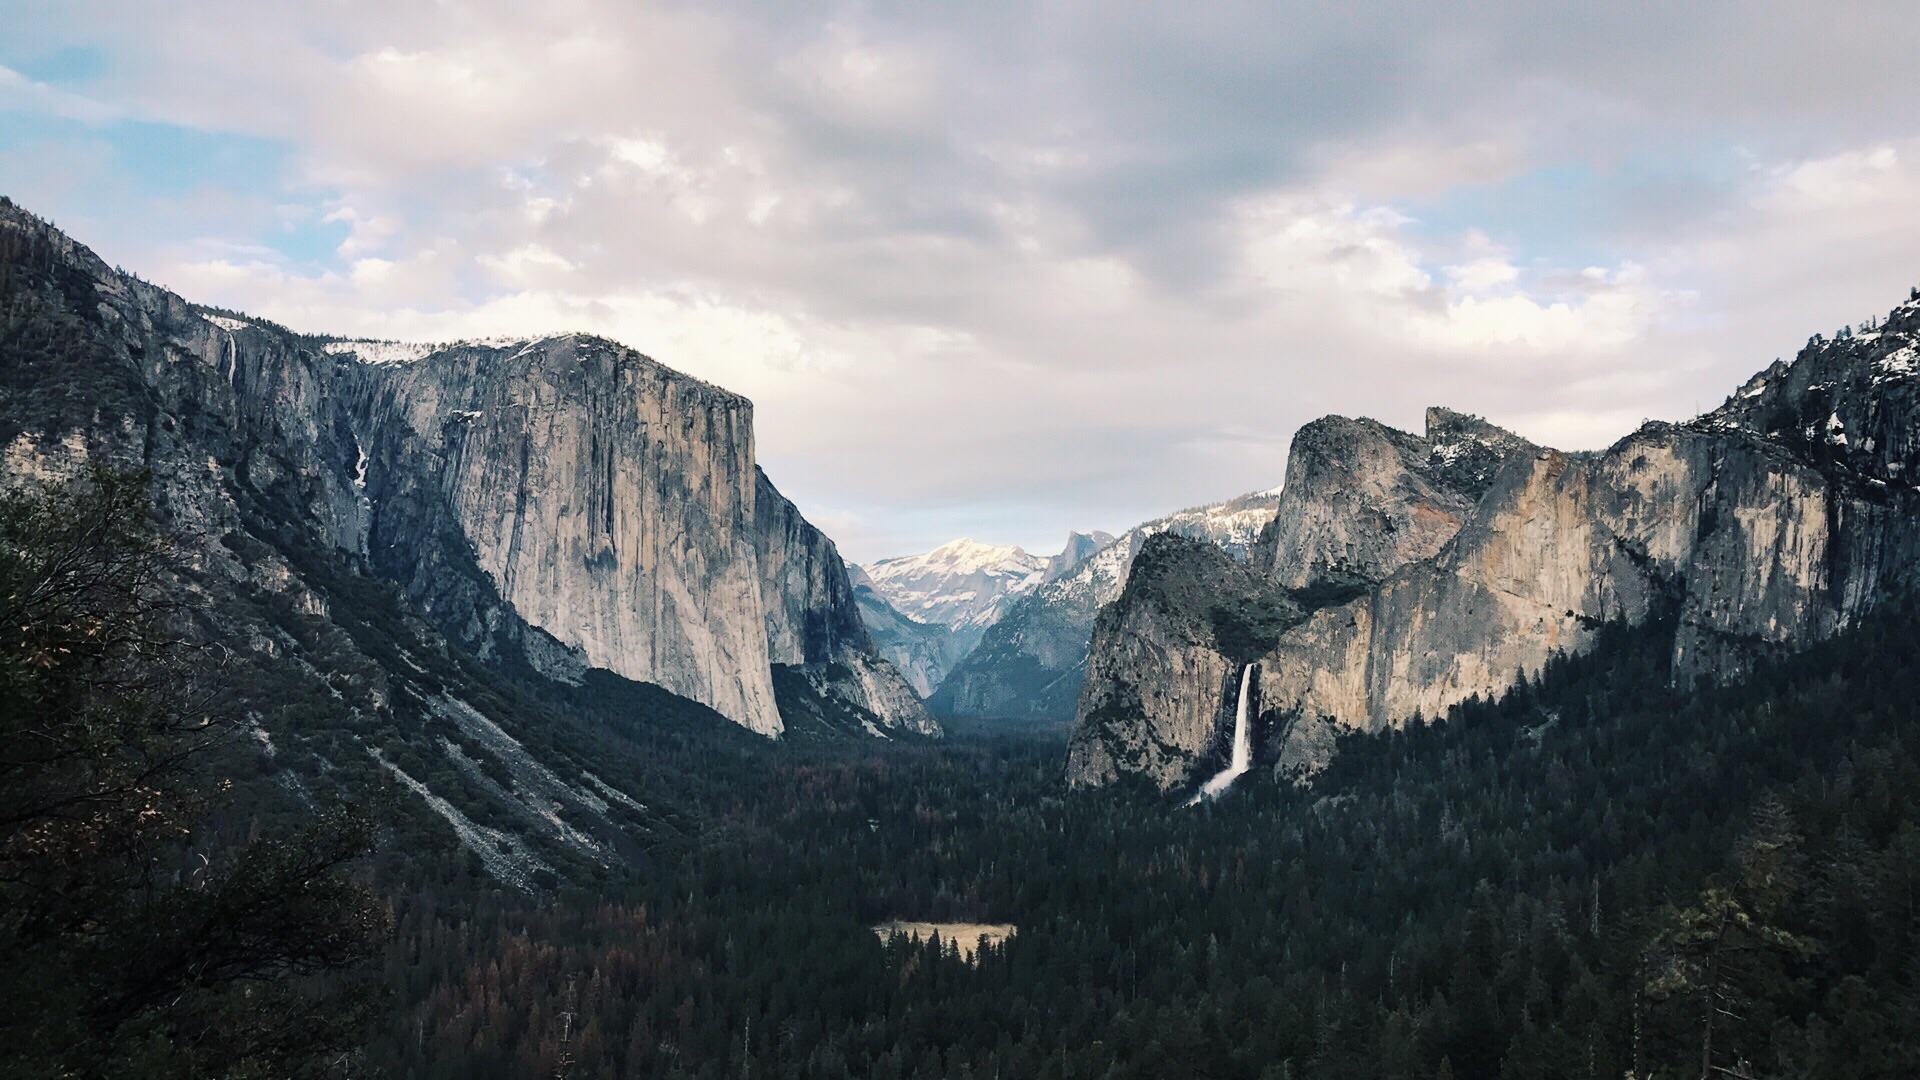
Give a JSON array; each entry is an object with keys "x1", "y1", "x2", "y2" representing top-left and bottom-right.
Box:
[{"x1": 321, "y1": 334, "x2": 566, "y2": 365}]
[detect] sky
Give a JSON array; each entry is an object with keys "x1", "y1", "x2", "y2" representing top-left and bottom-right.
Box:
[{"x1": 4, "y1": 2, "x2": 1920, "y2": 562}]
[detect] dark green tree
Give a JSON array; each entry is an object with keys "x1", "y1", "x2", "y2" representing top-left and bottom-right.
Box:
[{"x1": 0, "y1": 470, "x2": 388, "y2": 1078}]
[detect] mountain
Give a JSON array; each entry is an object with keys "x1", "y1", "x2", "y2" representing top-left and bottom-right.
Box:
[
  {"x1": 0, "y1": 198, "x2": 932, "y2": 883},
  {"x1": 854, "y1": 531, "x2": 1112, "y2": 695},
  {"x1": 929, "y1": 491, "x2": 1279, "y2": 725},
  {"x1": 1043, "y1": 529, "x2": 1117, "y2": 582},
  {"x1": 861, "y1": 538, "x2": 1048, "y2": 635},
  {"x1": 1068, "y1": 409, "x2": 1535, "y2": 786},
  {"x1": 846, "y1": 564, "x2": 971, "y2": 697},
  {"x1": 1069, "y1": 294, "x2": 1920, "y2": 792}
]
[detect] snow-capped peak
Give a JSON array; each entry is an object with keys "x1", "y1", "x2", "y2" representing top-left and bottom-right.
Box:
[
  {"x1": 921, "y1": 537, "x2": 1036, "y2": 572},
  {"x1": 861, "y1": 539, "x2": 1050, "y2": 636}
]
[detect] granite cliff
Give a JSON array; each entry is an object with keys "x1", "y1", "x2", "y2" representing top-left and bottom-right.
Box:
[
  {"x1": 0, "y1": 197, "x2": 928, "y2": 787},
  {"x1": 1068, "y1": 409, "x2": 1533, "y2": 787},
  {"x1": 1070, "y1": 298, "x2": 1920, "y2": 792}
]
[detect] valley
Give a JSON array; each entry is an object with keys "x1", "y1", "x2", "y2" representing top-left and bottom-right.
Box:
[
  {"x1": 6, "y1": 142, "x2": 1920, "y2": 1077},
  {"x1": 367, "y1": 598, "x2": 1920, "y2": 1077}
]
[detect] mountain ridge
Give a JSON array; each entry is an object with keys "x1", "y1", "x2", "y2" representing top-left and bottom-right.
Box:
[
  {"x1": 0, "y1": 197, "x2": 935, "y2": 891},
  {"x1": 1068, "y1": 287, "x2": 1920, "y2": 792}
]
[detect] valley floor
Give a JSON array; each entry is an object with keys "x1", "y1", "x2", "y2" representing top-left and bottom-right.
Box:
[{"x1": 369, "y1": 600, "x2": 1920, "y2": 1079}]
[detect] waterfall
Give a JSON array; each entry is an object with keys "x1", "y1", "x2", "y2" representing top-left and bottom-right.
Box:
[{"x1": 1188, "y1": 663, "x2": 1254, "y2": 804}]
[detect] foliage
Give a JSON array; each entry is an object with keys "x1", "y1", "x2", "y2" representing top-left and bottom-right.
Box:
[
  {"x1": 357, "y1": 598, "x2": 1920, "y2": 1078},
  {"x1": 0, "y1": 471, "x2": 387, "y2": 1078}
]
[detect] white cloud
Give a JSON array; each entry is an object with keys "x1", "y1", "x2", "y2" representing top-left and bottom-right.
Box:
[
  {"x1": 1444, "y1": 255, "x2": 1519, "y2": 294},
  {"x1": 0, "y1": 64, "x2": 119, "y2": 125},
  {"x1": 13, "y1": 4, "x2": 1920, "y2": 558}
]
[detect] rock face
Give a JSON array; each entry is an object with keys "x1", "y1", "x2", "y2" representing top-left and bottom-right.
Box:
[
  {"x1": 754, "y1": 469, "x2": 938, "y2": 736},
  {"x1": 1257, "y1": 409, "x2": 1534, "y2": 591},
  {"x1": 931, "y1": 491, "x2": 1280, "y2": 724},
  {"x1": 1070, "y1": 296, "x2": 1920, "y2": 791},
  {"x1": 0, "y1": 198, "x2": 929, "y2": 742},
  {"x1": 1070, "y1": 411, "x2": 1533, "y2": 789},
  {"x1": 344, "y1": 336, "x2": 785, "y2": 734},
  {"x1": 1067, "y1": 536, "x2": 1295, "y2": 788}
]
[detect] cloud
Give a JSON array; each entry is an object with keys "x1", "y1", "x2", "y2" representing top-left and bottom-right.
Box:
[{"x1": 5, "y1": 3, "x2": 1920, "y2": 559}]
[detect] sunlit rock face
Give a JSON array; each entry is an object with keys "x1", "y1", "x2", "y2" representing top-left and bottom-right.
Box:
[
  {"x1": 0, "y1": 198, "x2": 929, "y2": 741},
  {"x1": 347, "y1": 335, "x2": 786, "y2": 735},
  {"x1": 1071, "y1": 298, "x2": 1920, "y2": 787},
  {"x1": 1068, "y1": 411, "x2": 1532, "y2": 790},
  {"x1": 342, "y1": 339, "x2": 938, "y2": 738}
]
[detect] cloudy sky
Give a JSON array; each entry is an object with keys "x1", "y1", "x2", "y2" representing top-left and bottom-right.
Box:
[{"x1": 4, "y1": 3, "x2": 1919, "y2": 561}]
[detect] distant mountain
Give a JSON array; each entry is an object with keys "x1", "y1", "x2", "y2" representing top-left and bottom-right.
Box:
[
  {"x1": 928, "y1": 492, "x2": 1280, "y2": 725},
  {"x1": 1044, "y1": 529, "x2": 1117, "y2": 583},
  {"x1": 847, "y1": 565, "x2": 971, "y2": 697},
  {"x1": 862, "y1": 538, "x2": 1048, "y2": 634},
  {"x1": 856, "y1": 532, "x2": 1112, "y2": 694},
  {"x1": 1069, "y1": 291, "x2": 1920, "y2": 792}
]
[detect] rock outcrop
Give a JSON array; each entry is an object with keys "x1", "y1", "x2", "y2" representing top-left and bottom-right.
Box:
[
  {"x1": 1070, "y1": 411, "x2": 1533, "y2": 789},
  {"x1": 344, "y1": 335, "x2": 786, "y2": 733},
  {"x1": 1256, "y1": 410, "x2": 1534, "y2": 591},
  {"x1": 1069, "y1": 296, "x2": 1920, "y2": 791},
  {"x1": 1067, "y1": 536, "x2": 1296, "y2": 788}
]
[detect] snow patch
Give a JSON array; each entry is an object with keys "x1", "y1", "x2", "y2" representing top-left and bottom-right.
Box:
[
  {"x1": 1875, "y1": 343, "x2": 1917, "y2": 382},
  {"x1": 370, "y1": 748, "x2": 553, "y2": 890},
  {"x1": 322, "y1": 339, "x2": 437, "y2": 365}
]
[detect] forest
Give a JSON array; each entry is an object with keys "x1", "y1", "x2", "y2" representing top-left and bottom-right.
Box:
[
  {"x1": 6, "y1": 470, "x2": 1920, "y2": 1079},
  {"x1": 366, "y1": 605, "x2": 1920, "y2": 1078}
]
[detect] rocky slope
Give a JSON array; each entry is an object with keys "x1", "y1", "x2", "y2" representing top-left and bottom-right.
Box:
[
  {"x1": 0, "y1": 198, "x2": 930, "y2": 881},
  {"x1": 931, "y1": 491, "x2": 1280, "y2": 725},
  {"x1": 848, "y1": 565, "x2": 972, "y2": 697},
  {"x1": 1070, "y1": 295, "x2": 1920, "y2": 791}
]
